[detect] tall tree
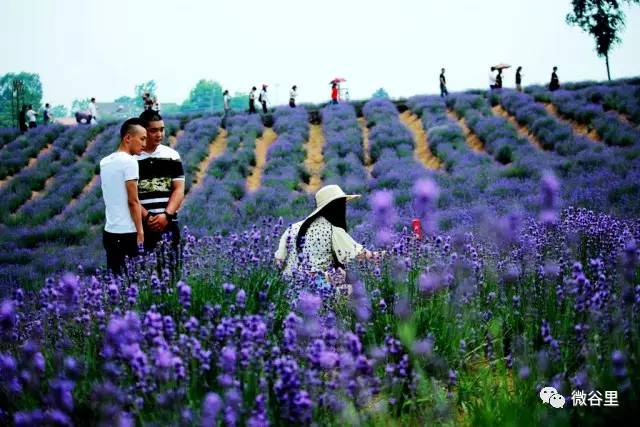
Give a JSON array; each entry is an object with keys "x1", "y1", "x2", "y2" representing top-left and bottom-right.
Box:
[
  {"x1": 566, "y1": 0, "x2": 639, "y2": 80},
  {"x1": 71, "y1": 98, "x2": 91, "y2": 113},
  {"x1": 181, "y1": 80, "x2": 224, "y2": 113},
  {"x1": 0, "y1": 72, "x2": 43, "y2": 128}
]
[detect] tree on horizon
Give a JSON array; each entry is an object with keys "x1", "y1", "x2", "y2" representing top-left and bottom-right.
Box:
[{"x1": 567, "y1": 0, "x2": 639, "y2": 80}]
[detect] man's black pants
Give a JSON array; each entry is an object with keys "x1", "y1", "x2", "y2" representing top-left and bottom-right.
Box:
[{"x1": 103, "y1": 230, "x2": 139, "y2": 275}]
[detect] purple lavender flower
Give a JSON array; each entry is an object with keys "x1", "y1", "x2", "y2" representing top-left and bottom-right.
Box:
[
  {"x1": 201, "y1": 392, "x2": 222, "y2": 426},
  {"x1": 539, "y1": 172, "x2": 561, "y2": 225},
  {"x1": 412, "y1": 178, "x2": 439, "y2": 235}
]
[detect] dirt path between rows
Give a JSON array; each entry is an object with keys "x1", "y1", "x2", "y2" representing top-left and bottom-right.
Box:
[
  {"x1": 491, "y1": 105, "x2": 544, "y2": 150},
  {"x1": 446, "y1": 110, "x2": 485, "y2": 153},
  {"x1": 0, "y1": 143, "x2": 53, "y2": 190},
  {"x1": 358, "y1": 118, "x2": 373, "y2": 179},
  {"x1": 542, "y1": 102, "x2": 601, "y2": 143},
  {"x1": 191, "y1": 129, "x2": 227, "y2": 191},
  {"x1": 246, "y1": 128, "x2": 277, "y2": 192},
  {"x1": 399, "y1": 111, "x2": 441, "y2": 170},
  {"x1": 301, "y1": 124, "x2": 325, "y2": 193}
]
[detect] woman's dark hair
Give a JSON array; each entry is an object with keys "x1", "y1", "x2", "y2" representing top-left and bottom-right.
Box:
[
  {"x1": 223, "y1": 90, "x2": 229, "y2": 95},
  {"x1": 517, "y1": 66, "x2": 522, "y2": 72},
  {"x1": 252, "y1": 86, "x2": 257, "y2": 91},
  {"x1": 296, "y1": 198, "x2": 347, "y2": 266}
]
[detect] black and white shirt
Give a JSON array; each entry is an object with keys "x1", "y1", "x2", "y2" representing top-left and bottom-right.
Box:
[
  {"x1": 275, "y1": 217, "x2": 364, "y2": 277},
  {"x1": 135, "y1": 145, "x2": 185, "y2": 215}
]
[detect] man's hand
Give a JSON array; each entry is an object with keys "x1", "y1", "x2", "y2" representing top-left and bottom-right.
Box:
[
  {"x1": 136, "y1": 232, "x2": 144, "y2": 253},
  {"x1": 147, "y1": 213, "x2": 169, "y2": 231}
]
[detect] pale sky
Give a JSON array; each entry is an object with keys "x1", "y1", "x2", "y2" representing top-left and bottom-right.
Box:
[{"x1": 1, "y1": 0, "x2": 639, "y2": 108}]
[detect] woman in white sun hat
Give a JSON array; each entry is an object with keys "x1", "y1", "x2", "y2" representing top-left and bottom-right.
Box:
[{"x1": 275, "y1": 184, "x2": 382, "y2": 280}]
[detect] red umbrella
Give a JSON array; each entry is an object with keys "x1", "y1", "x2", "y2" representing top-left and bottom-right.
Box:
[{"x1": 329, "y1": 77, "x2": 347, "y2": 84}]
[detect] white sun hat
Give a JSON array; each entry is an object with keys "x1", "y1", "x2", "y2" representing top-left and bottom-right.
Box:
[{"x1": 304, "y1": 184, "x2": 360, "y2": 221}]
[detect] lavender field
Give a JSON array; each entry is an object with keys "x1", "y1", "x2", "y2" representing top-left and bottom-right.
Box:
[{"x1": 1, "y1": 80, "x2": 639, "y2": 426}]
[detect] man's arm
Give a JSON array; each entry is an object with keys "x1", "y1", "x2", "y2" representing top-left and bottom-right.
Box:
[
  {"x1": 166, "y1": 179, "x2": 185, "y2": 214},
  {"x1": 126, "y1": 180, "x2": 144, "y2": 245},
  {"x1": 147, "y1": 179, "x2": 185, "y2": 231}
]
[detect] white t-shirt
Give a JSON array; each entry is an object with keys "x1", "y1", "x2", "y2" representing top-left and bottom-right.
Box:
[
  {"x1": 223, "y1": 94, "x2": 230, "y2": 109},
  {"x1": 260, "y1": 89, "x2": 268, "y2": 103},
  {"x1": 26, "y1": 109, "x2": 36, "y2": 123},
  {"x1": 489, "y1": 71, "x2": 496, "y2": 85},
  {"x1": 100, "y1": 151, "x2": 139, "y2": 233},
  {"x1": 290, "y1": 89, "x2": 297, "y2": 99},
  {"x1": 88, "y1": 102, "x2": 97, "y2": 117}
]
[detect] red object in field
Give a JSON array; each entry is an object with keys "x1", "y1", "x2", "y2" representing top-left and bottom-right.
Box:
[{"x1": 412, "y1": 218, "x2": 423, "y2": 239}]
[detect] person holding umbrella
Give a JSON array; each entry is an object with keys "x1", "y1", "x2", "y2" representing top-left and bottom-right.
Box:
[
  {"x1": 331, "y1": 82, "x2": 339, "y2": 105},
  {"x1": 489, "y1": 67, "x2": 497, "y2": 90},
  {"x1": 491, "y1": 64, "x2": 510, "y2": 90}
]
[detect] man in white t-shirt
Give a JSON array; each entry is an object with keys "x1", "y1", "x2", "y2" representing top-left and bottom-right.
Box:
[
  {"x1": 99, "y1": 117, "x2": 147, "y2": 274},
  {"x1": 289, "y1": 85, "x2": 297, "y2": 108},
  {"x1": 26, "y1": 105, "x2": 37, "y2": 129},
  {"x1": 88, "y1": 97, "x2": 98, "y2": 124}
]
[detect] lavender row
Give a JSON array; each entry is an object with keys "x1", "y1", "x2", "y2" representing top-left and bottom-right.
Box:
[
  {"x1": 0, "y1": 125, "x2": 65, "y2": 180},
  {"x1": 320, "y1": 103, "x2": 369, "y2": 196},
  {"x1": 548, "y1": 89, "x2": 639, "y2": 147},
  {"x1": 0, "y1": 126, "x2": 84, "y2": 220},
  {"x1": 175, "y1": 116, "x2": 222, "y2": 194},
  {"x1": 0, "y1": 127, "x2": 21, "y2": 150},
  {"x1": 494, "y1": 89, "x2": 592, "y2": 155},
  {"x1": 262, "y1": 106, "x2": 309, "y2": 193},
  {"x1": 181, "y1": 113, "x2": 263, "y2": 236},
  {"x1": 363, "y1": 98, "x2": 414, "y2": 162}
]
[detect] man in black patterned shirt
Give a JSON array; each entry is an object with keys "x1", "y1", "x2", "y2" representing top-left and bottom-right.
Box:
[{"x1": 137, "y1": 110, "x2": 185, "y2": 254}]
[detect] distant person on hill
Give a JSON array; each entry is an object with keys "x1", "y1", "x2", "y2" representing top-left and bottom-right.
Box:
[
  {"x1": 516, "y1": 67, "x2": 523, "y2": 92},
  {"x1": 100, "y1": 117, "x2": 147, "y2": 274},
  {"x1": 549, "y1": 66, "x2": 560, "y2": 91},
  {"x1": 439, "y1": 68, "x2": 448, "y2": 97},
  {"x1": 249, "y1": 86, "x2": 257, "y2": 114},
  {"x1": 489, "y1": 67, "x2": 497, "y2": 90},
  {"x1": 143, "y1": 92, "x2": 155, "y2": 111},
  {"x1": 495, "y1": 69, "x2": 503, "y2": 89},
  {"x1": 26, "y1": 105, "x2": 37, "y2": 129},
  {"x1": 18, "y1": 105, "x2": 28, "y2": 133},
  {"x1": 223, "y1": 90, "x2": 231, "y2": 113},
  {"x1": 43, "y1": 103, "x2": 51, "y2": 125},
  {"x1": 331, "y1": 82, "x2": 339, "y2": 105},
  {"x1": 289, "y1": 85, "x2": 297, "y2": 108},
  {"x1": 259, "y1": 84, "x2": 269, "y2": 113},
  {"x1": 223, "y1": 90, "x2": 231, "y2": 127},
  {"x1": 136, "y1": 109, "x2": 185, "y2": 259},
  {"x1": 88, "y1": 97, "x2": 98, "y2": 124},
  {"x1": 275, "y1": 184, "x2": 383, "y2": 283}
]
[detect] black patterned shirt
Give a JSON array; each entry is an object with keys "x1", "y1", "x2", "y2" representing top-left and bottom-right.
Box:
[{"x1": 135, "y1": 145, "x2": 185, "y2": 215}]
